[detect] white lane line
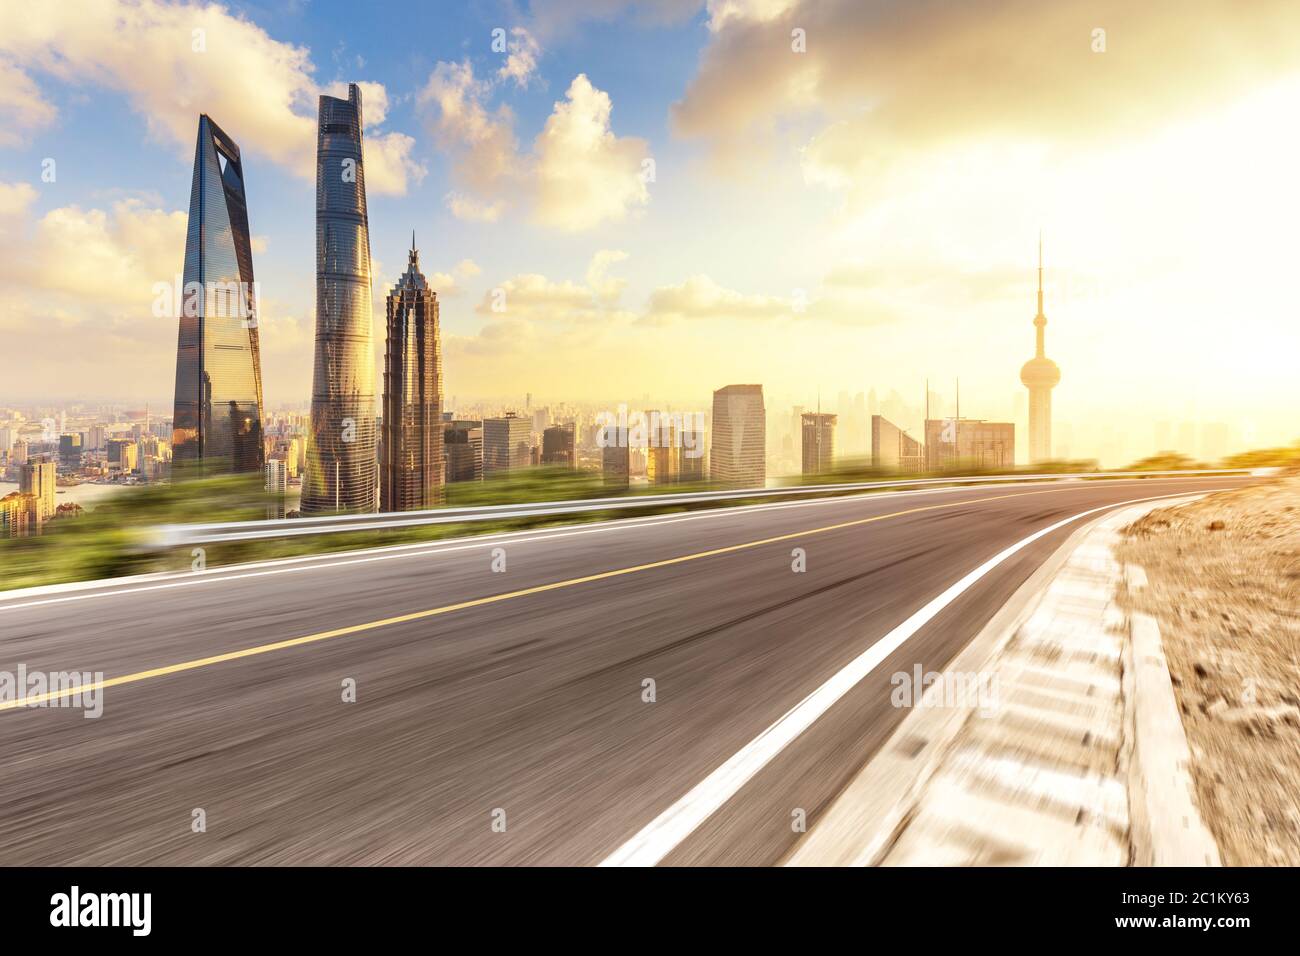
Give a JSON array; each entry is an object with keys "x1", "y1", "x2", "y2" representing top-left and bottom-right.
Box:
[
  {"x1": 0, "y1": 478, "x2": 1214, "y2": 613},
  {"x1": 597, "y1": 489, "x2": 1224, "y2": 867}
]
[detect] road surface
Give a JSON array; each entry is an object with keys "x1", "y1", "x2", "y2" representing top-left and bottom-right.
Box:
[{"x1": 0, "y1": 476, "x2": 1248, "y2": 865}]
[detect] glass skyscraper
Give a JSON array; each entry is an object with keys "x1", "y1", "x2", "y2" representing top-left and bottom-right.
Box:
[
  {"x1": 171, "y1": 115, "x2": 265, "y2": 473},
  {"x1": 380, "y1": 238, "x2": 445, "y2": 512},
  {"x1": 303, "y1": 83, "x2": 378, "y2": 514}
]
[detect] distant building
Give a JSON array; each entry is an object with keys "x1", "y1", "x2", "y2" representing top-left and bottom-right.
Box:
[
  {"x1": 59, "y1": 433, "x2": 83, "y2": 469},
  {"x1": 10, "y1": 439, "x2": 27, "y2": 466},
  {"x1": 444, "y1": 420, "x2": 484, "y2": 482},
  {"x1": 645, "y1": 411, "x2": 679, "y2": 485},
  {"x1": 801, "y1": 412, "x2": 836, "y2": 476},
  {"x1": 483, "y1": 413, "x2": 531, "y2": 473},
  {"x1": 0, "y1": 492, "x2": 32, "y2": 537},
  {"x1": 541, "y1": 423, "x2": 576, "y2": 467},
  {"x1": 19, "y1": 459, "x2": 56, "y2": 524},
  {"x1": 602, "y1": 442, "x2": 630, "y2": 489},
  {"x1": 678, "y1": 426, "x2": 706, "y2": 482},
  {"x1": 380, "y1": 238, "x2": 445, "y2": 512},
  {"x1": 265, "y1": 458, "x2": 288, "y2": 494},
  {"x1": 106, "y1": 439, "x2": 138, "y2": 474},
  {"x1": 265, "y1": 458, "x2": 288, "y2": 518},
  {"x1": 924, "y1": 419, "x2": 1015, "y2": 471},
  {"x1": 871, "y1": 415, "x2": 925, "y2": 473},
  {"x1": 710, "y1": 384, "x2": 765, "y2": 488}
]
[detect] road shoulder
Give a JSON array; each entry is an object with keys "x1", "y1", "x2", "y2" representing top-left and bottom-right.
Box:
[{"x1": 787, "y1": 495, "x2": 1219, "y2": 866}]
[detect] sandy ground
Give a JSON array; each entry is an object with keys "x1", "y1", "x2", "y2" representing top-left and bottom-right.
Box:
[{"x1": 1118, "y1": 474, "x2": 1300, "y2": 865}]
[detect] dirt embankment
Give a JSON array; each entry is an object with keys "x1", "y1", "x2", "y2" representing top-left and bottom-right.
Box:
[{"x1": 1118, "y1": 474, "x2": 1300, "y2": 865}]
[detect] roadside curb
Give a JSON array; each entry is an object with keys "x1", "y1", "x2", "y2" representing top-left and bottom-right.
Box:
[
  {"x1": 1124, "y1": 611, "x2": 1222, "y2": 865},
  {"x1": 786, "y1": 494, "x2": 1220, "y2": 866}
]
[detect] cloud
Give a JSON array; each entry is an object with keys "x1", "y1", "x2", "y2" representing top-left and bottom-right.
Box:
[
  {"x1": 498, "y1": 28, "x2": 541, "y2": 88},
  {"x1": 533, "y1": 75, "x2": 650, "y2": 231},
  {"x1": 0, "y1": 180, "x2": 38, "y2": 220},
  {"x1": 0, "y1": 1, "x2": 423, "y2": 194},
  {"x1": 673, "y1": 0, "x2": 1300, "y2": 192},
  {"x1": 644, "y1": 274, "x2": 791, "y2": 323},
  {"x1": 0, "y1": 57, "x2": 57, "y2": 147},
  {"x1": 419, "y1": 64, "x2": 649, "y2": 230},
  {"x1": 472, "y1": 250, "x2": 633, "y2": 323},
  {"x1": 419, "y1": 60, "x2": 524, "y2": 212},
  {"x1": 0, "y1": 188, "x2": 317, "y2": 400}
]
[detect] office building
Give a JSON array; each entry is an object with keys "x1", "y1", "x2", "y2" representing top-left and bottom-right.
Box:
[
  {"x1": 303, "y1": 83, "x2": 378, "y2": 514},
  {"x1": 380, "y1": 238, "x2": 445, "y2": 512},
  {"x1": 871, "y1": 415, "x2": 925, "y2": 473},
  {"x1": 107, "y1": 438, "x2": 138, "y2": 474},
  {"x1": 59, "y1": 433, "x2": 83, "y2": 469},
  {"x1": 644, "y1": 411, "x2": 678, "y2": 485},
  {"x1": 924, "y1": 419, "x2": 1015, "y2": 471},
  {"x1": 710, "y1": 384, "x2": 765, "y2": 488},
  {"x1": 444, "y1": 420, "x2": 484, "y2": 483},
  {"x1": 171, "y1": 114, "x2": 266, "y2": 474},
  {"x1": 602, "y1": 441, "x2": 630, "y2": 489},
  {"x1": 801, "y1": 412, "x2": 836, "y2": 476},
  {"x1": 678, "y1": 426, "x2": 706, "y2": 482},
  {"x1": 1020, "y1": 237, "x2": 1061, "y2": 463},
  {"x1": 541, "y1": 423, "x2": 575, "y2": 467},
  {"x1": 19, "y1": 459, "x2": 56, "y2": 524},
  {"x1": 0, "y1": 492, "x2": 32, "y2": 537},
  {"x1": 483, "y1": 413, "x2": 531, "y2": 473}
]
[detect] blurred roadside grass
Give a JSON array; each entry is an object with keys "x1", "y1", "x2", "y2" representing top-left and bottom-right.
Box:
[{"x1": 0, "y1": 452, "x2": 1248, "y2": 593}]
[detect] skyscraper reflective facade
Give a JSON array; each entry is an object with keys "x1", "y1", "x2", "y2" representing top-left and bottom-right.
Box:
[
  {"x1": 303, "y1": 83, "x2": 377, "y2": 514},
  {"x1": 380, "y1": 239, "x2": 444, "y2": 512},
  {"x1": 172, "y1": 115, "x2": 265, "y2": 473}
]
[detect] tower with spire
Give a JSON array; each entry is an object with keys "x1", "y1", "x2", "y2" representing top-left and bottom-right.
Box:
[
  {"x1": 1020, "y1": 234, "x2": 1061, "y2": 464},
  {"x1": 380, "y1": 232, "x2": 445, "y2": 511}
]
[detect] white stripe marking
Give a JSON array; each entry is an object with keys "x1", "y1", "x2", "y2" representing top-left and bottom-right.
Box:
[{"x1": 598, "y1": 490, "x2": 1218, "y2": 866}]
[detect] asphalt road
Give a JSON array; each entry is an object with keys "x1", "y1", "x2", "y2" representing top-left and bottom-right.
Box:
[{"x1": 0, "y1": 476, "x2": 1248, "y2": 865}]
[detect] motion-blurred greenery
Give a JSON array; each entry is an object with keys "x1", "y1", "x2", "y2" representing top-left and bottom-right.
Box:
[{"x1": 0, "y1": 447, "x2": 1282, "y2": 593}]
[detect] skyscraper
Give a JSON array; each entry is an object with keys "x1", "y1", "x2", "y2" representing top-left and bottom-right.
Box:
[
  {"x1": 380, "y1": 237, "x2": 445, "y2": 512},
  {"x1": 483, "y1": 413, "x2": 532, "y2": 473},
  {"x1": 171, "y1": 114, "x2": 265, "y2": 474},
  {"x1": 303, "y1": 83, "x2": 377, "y2": 514},
  {"x1": 19, "y1": 459, "x2": 56, "y2": 525},
  {"x1": 801, "y1": 412, "x2": 836, "y2": 476},
  {"x1": 541, "y1": 423, "x2": 575, "y2": 467},
  {"x1": 444, "y1": 420, "x2": 484, "y2": 482},
  {"x1": 710, "y1": 384, "x2": 766, "y2": 488},
  {"x1": 1020, "y1": 236, "x2": 1061, "y2": 463}
]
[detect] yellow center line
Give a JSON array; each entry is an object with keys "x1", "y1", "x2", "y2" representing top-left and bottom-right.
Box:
[{"x1": 1, "y1": 486, "x2": 1078, "y2": 711}]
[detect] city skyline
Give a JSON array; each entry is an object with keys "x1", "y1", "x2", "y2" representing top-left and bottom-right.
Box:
[{"x1": 2, "y1": 1, "x2": 1299, "y2": 467}]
